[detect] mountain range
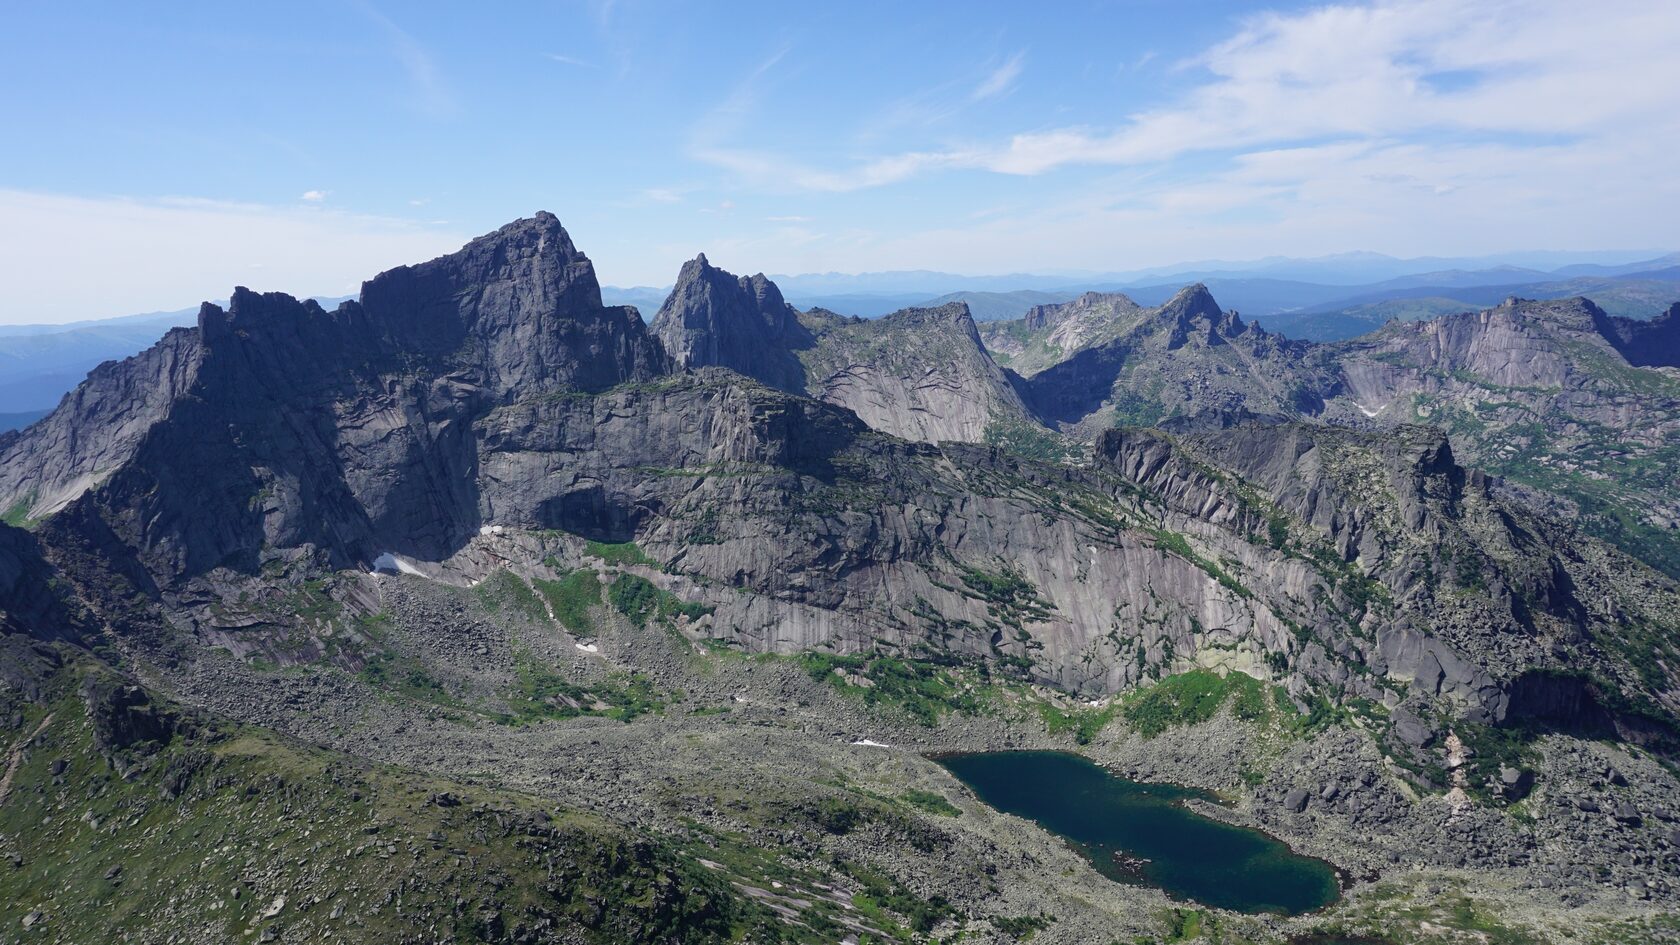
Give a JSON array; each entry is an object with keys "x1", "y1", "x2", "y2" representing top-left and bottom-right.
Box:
[
  {"x1": 3, "y1": 213, "x2": 1679, "y2": 943},
  {"x1": 5, "y1": 251, "x2": 1675, "y2": 434}
]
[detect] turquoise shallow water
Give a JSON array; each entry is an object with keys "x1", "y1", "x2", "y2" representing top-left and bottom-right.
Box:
[{"x1": 936, "y1": 750, "x2": 1340, "y2": 916}]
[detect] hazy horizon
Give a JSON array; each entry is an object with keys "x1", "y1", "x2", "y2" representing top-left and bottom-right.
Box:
[{"x1": 7, "y1": 242, "x2": 1677, "y2": 331}]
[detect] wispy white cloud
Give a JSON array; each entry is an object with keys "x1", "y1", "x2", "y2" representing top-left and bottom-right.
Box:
[
  {"x1": 971, "y1": 51, "x2": 1025, "y2": 101},
  {"x1": 692, "y1": 0, "x2": 1680, "y2": 192},
  {"x1": 693, "y1": 147, "x2": 969, "y2": 193},
  {"x1": 545, "y1": 52, "x2": 591, "y2": 67},
  {"x1": 301, "y1": 190, "x2": 328, "y2": 202},
  {"x1": 804, "y1": 130, "x2": 1680, "y2": 275},
  {"x1": 658, "y1": 0, "x2": 1679, "y2": 277},
  {"x1": 639, "y1": 188, "x2": 684, "y2": 204},
  {"x1": 358, "y1": 3, "x2": 458, "y2": 118},
  {"x1": 0, "y1": 190, "x2": 467, "y2": 324},
  {"x1": 590, "y1": 0, "x2": 621, "y2": 29},
  {"x1": 694, "y1": 43, "x2": 793, "y2": 141}
]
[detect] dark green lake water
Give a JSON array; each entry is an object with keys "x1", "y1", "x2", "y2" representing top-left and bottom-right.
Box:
[{"x1": 936, "y1": 750, "x2": 1340, "y2": 916}]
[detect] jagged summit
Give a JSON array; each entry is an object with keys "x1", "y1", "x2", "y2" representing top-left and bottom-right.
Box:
[
  {"x1": 1155, "y1": 283, "x2": 1256, "y2": 348},
  {"x1": 0, "y1": 213, "x2": 669, "y2": 561},
  {"x1": 647, "y1": 257, "x2": 1030, "y2": 444},
  {"x1": 1161, "y1": 282, "x2": 1220, "y2": 314},
  {"x1": 193, "y1": 212, "x2": 661, "y2": 399},
  {"x1": 983, "y1": 283, "x2": 1316, "y2": 433},
  {"x1": 651, "y1": 254, "x2": 809, "y2": 392}
]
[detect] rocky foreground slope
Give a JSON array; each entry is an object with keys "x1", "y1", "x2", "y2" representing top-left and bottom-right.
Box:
[{"x1": 3, "y1": 213, "x2": 1679, "y2": 943}]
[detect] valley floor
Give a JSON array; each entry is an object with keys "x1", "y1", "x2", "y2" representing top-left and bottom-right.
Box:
[{"x1": 7, "y1": 561, "x2": 1669, "y2": 945}]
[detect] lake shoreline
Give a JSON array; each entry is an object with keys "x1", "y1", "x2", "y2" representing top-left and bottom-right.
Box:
[{"x1": 933, "y1": 748, "x2": 1344, "y2": 916}]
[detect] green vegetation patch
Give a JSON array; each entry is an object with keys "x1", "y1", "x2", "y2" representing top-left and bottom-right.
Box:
[
  {"x1": 1122, "y1": 669, "x2": 1273, "y2": 738},
  {"x1": 277, "y1": 576, "x2": 342, "y2": 625},
  {"x1": 960, "y1": 564, "x2": 1058, "y2": 627},
  {"x1": 901, "y1": 789, "x2": 961, "y2": 817},
  {"x1": 1038, "y1": 701, "x2": 1119, "y2": 745},
  {"x1": 1452, "y1": 722, "x2": 1542, "y2": 805},
  {"x1": 1110, "y1": 390, "x2": 1167, "y2": 427},
  {"x1": 1148, "y1": 528, "x2": 1253, "y2": 599},
  {"x1": 506, "y1": 655, "x2": 667, "y2": 723},
  {"x1": 800, "y1": 652, "x2": 986, "y2": 726},
  {"x1": 983, "y1": 418, "x2": 1082, "y2": 464},
  {"x1": 1325, "y1": 880, "x2": 1549, "y2": 945},
  {"x1": 0, "y1": 668, "x2": 792, "y2": 945},
  {"x1": 359, "y1": 649, "x2": 458, "y2": 709},
  {"x1": 533, "y1": 569, "x2": 602, "y2": 636},
  {"x1": 838, "y1": 860, "x2": 956, "y2": 936},
  {"x1": 472, "y1": 568, "x2": 548, "y2": 622},
  {"x1": 1, "y1": 490, "x2": 38, "y2": 528},
  {"x1": 608, "y1": 573, "x2": 714, "y2": 630},
  {"x1": 584, "y1": 538, "x2": 656, "y2": 568}
]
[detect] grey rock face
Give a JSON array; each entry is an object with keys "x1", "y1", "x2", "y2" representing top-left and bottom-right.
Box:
[
  {"x1": 1593, "y1": 301, "x2": 1680, "y2": 369},
  {"x1": 651, "y1": 254, "x2": 810, "y2": 393},
  {"x1": 1095, "y1": 418, "x2": 1680, "y2": 741},
  {"x1": 983, "y1": 292, "x2": 1146, "y2": 374},
  {"x1": 796, "y1": 302, "x2": 1037, "y2": 444},
  {"x1": 0, "y1": 522, "x2": 89, "y2": 699},
  {"x1": 1390, "y1": 706, "x2": 1437, "y2": 749},
  {"x1": 1324, "y1": 296, "x2": 1680, "y2": 574},
  {"x1": 650, "y1": 257, "x2": 1033, "y2": 445},
  {"x1": 0, "y1": 325, "x2": 202, "y2": 522},
  {"x1": 0, "y1": 213, "x2": 668, "y2": 582},
  {"x1": 1283, "y1": 788, "x2": 1311, "y2": 813},
  {"x1": 982, "y1": 288, "x2": 1680, "y2": 577},
  {"x1": 990, "y1": 285, "x2": 1324, "y2": 436}
]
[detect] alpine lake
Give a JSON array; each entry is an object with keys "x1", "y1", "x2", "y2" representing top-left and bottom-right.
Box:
[{"x1": 935, "y1": 750, "x2": 1342, "y2": 916}]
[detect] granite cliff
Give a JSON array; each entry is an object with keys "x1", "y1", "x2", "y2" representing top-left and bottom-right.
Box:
[{"x1": 653, "y1": 255, "x2": 1035, "y2": 444}]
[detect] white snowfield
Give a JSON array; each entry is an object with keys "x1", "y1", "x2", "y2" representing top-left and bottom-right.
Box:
[{"x1": 370, "y1": 552, "x2": 427, "y2": 576}]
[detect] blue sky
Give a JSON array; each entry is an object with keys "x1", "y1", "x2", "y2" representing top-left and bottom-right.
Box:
[{"x1": 3, "y1": 0, "x2": 1678, "y2": 322}]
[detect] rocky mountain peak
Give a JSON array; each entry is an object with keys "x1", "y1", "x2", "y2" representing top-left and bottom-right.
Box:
[
  {"x1": 651, "y1": 256, "x2": 808, "y2": 392},
  {"x1": 359, "y1": 212, "x2": 608, "y2": 352},
  {"x1": 189, "y1": 213, "x2": 663, "y2": 401},
  {"x1": 1156, "y1": 283, "x2": 1249, "y2": 348},
  {"x1": 0, "y1": 214, "x2": 669, "y2": 561}
]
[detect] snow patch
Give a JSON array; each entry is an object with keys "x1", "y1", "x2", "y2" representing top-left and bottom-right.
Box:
[
  {"x1": 849, "y1": 738, "x2": 890, "y2": 748},
  {"x1": 574, "y1": 642, "x2": 600, "y2": 653},
  {"x1": 370, "y1": 552, "x2": 427, "y2": 577},
  {"x1": 478, "y1": 524, "x2": 506, "y2": 536},
  {"x1": 1355, "y1": 402, "x2": 1381, "y2": 418}
]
